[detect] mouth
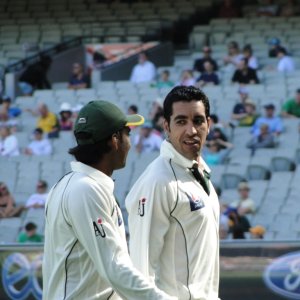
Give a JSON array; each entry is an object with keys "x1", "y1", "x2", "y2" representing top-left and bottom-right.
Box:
[{"x1": 183, "y1": 139, "x2": 200, "y2": 146}]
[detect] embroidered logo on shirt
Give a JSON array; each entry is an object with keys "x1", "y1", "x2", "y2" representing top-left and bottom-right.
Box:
[
  {"x1": 186, "y1": 192, "x2": 205, "y2": 211},
  {"x1": 138, "y1": 198, "x2": 146, "y2": 217},
  {"x1": 78, "y1": 117, "x2": 87, "y2": 124},
  {"x1": 93, "y1": 218, "x2": 106, "y2": 238}
]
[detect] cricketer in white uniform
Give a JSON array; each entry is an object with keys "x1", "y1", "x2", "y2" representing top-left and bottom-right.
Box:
[
  {"x1": 43, "y1": 101, "x2": 177, "y2": 300},
  {"x1": 126, "y1": 86, "x2": 220, "y2": 300}
]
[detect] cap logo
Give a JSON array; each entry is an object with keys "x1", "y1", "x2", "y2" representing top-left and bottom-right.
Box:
[{"x1": 78, "y1": 117, "x2": 87, "y2": 124}]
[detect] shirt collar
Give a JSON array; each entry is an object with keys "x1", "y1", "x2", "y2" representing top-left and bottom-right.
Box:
[
  {"x1": 70, "y1": 161, "x2": 114, "y2": 192},
  {"x1": 160, "y1": 140, "x2": 211, "y2": 174}
]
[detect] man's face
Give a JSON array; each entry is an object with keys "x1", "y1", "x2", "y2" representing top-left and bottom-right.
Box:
[
  {"x1": 138, "y1": 53, "x2": 147, "y2": 64},
  {"x1": 27, "y1": 229, "x2": 36, "y2": 237},
  {"x1": 239, "y1": 92, "x2": 248, "y2": 102},
  {"x1": 164, "y1": 100, "x2": 210, "y2": 161},
  {"x1": 239, "y1": 188, "x2": 249, "y2": 199},
  {"x1": 38, "y1": 105, "x2": 48, "y2": 117},
  {"x1": 115, "y1": 127, "x2": 131, "y2": 170},
  {"x1": 265, "y1": 108, "x2": 274, "y2": 118},
  {"x1": 72, "y1": 63, "x2": 82, "y2": 75}
]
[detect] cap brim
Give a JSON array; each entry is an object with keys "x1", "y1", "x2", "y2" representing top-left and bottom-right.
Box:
[{"x1": 126, "y1": 114, "x2": 145, "y2": 127}]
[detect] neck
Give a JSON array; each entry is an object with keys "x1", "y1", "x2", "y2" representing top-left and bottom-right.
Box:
[{"x1": 91, "y1": 156, "x2": 114, "y2": 177}]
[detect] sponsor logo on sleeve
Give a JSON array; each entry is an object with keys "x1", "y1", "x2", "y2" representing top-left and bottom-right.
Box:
[
  {"x1": 138, "y1": 198, "x2": 146, "y2": 217},
  {"x1": 186, "y1": 192, "x2": 205, "y2": 211},
  {"x1": 263, "y1": 251, "x2": 300, "y2": 299},
  {"x1": 93, "y1": 218, "x2": 106, "y2": 238}
]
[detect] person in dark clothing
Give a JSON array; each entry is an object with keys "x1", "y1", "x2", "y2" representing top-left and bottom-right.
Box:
[
  {"x1": 232, "y1": 58, "x2": 260, "y2": 84},
  {"x1": 196, "y1": 61, "x2": 219, "y2": 87},
  {"x1": 193, "y1": 46, "x2": 218, "y2": 73},
  {"x1": 19, "y1": 55, "x2": 52, "y2": 96},
  {"x1": 227, "y1": 208, "x2": 251, "y2": 239}
]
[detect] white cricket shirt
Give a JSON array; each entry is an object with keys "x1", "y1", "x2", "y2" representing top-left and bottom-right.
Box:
[
  {"x1": 126, "y1": 140, "x2": 220, "y2": 300},
  {"x1": 43, "y1": 161, "x2": 177, "y2": 300}
]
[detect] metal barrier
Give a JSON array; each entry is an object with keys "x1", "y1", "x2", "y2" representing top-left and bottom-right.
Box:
[{"x1": 0, "y1": 241, "x2": 299, "y2": 299}]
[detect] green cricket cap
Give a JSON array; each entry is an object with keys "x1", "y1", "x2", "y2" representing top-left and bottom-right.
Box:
[{"x1": 74, "y1": 100, "x2": 144, "y2": 145}]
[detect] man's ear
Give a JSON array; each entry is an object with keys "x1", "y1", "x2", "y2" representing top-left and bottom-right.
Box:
[
  {"x1": 207, "y1": 117, "x2": 211, "y2": 135},
  {"x1": 110, "y1": 134, "x2": 119, "y2": 151},
  {"x1": 163, "y1": 119, "x2": 170, "y2": 133}
]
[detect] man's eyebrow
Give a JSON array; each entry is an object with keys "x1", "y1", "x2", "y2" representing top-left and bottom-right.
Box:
[{"x1": 174, "y1": 115, "x2": 188, "y2": 120}]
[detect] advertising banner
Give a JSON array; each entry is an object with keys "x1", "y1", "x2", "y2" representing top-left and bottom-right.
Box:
[{"x1": 0, "y1": 242, "x2": 300, "y2": 300}]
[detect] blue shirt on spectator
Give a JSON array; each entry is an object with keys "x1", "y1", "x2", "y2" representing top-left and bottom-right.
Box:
[{"x1": 251, "y1": 116, "x2": 283, "y2": 136}]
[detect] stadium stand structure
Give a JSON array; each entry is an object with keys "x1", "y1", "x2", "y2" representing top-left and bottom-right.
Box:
[{"x1": 0, "y1": 0, "x2": 300, "y2": 242}]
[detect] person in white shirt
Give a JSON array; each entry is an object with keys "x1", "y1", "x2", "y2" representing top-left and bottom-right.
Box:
[
  {"x1": 25, "y1": 180, "x2": 48, "y2": 209},
  {"x1": 126, "y1": 86, "x2": 220, "y2": 300},
  {"x1": 134, "y1": 121, "x2": 163, "y2": 153},
  {"x1": 130, "y1": 52, "x2": 156, "y2": 83},
  {"x1": 277, "y1": 47, "x2": 295, "y2": 72},
  {"x1": 229, "y1": 181, "x2": 256, "y2": 217},
  {"x1": 24, "y1": 128, "x2": 52, "y2": 156},
  {"x1": 243, "y1": 44, "x2": 258, "y2": 70},
  {"x1": 43, "y1": 100, "x2": 176, "y2": 300},
  {"x1": 0, "y1": 126, "x2": 20, "y2": 157}
]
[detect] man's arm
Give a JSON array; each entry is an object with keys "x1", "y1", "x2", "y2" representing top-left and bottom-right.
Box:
[
  {"x1": 67, "y1": 184, "x2": 176, "y2": 300},
  {"x1": 126, "y1": 178, "x2": 175, "y2": 282}
]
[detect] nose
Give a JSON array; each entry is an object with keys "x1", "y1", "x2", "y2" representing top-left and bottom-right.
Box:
[{"x1": 186, "y1": 122, "x2": 197, "y2": 135}]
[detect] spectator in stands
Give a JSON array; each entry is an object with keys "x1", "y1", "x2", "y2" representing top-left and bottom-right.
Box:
[
  {"x1": 268, "y1": 37, "x2": 284, "y2": 58},
  {"x1": 178, "y1": 70, "x2": 196, "y2": 87},
  {"x1": 0, "y1": 182, "x2": 23, "y2": 218},
  {"x1": 0, "y1": 125, "x2": 20, "y2": 157},
  {"x1": 24, "y1": 128, "x2": 52, "y2": 156},
  {"x1": 68, "y1": 63, "x2": 90, "y2": 90},
  {"x1": 59, "y1": 102, "x2": 73, "y2": 131},
  {"x1": 153, "y1": 70, "x2": 174, "y2": 89},
  {"x1": 219, "y1": 202, "x2": 230, "y2": 240},
  {"x1": 207, "y1": 114, "x2": 226, "y2": 141},
  {"x1": 196, "y1": 61, "x2": 220, "y2": 87},
  {"x1": 203, "y1": 139, "x2": 233, "y2": 166},
  {"x1": 247, "y1": 123, "x2": 277, "y2": 154},
  {"x1": 17, "y1": 222, "x2": 43, "y2": 243},
  {"x1": 32, "y1": 103, "x2": 59, "y2": 138},
  {"x1": 130, "y1": 52, "x2": 156, "y2": 84},
  {"x1": 0, "y1": 96, "x2": 21, "y2": 129},
  {"x1": 148, "y1": 98, "x2": 164, "y2": 134},
  {"x1": 25, "y1": 180, "x2": 48, "y2": 209},
  {"x1": 127, "y1": 104, "x2": 138, "y2": 115},
  {"x1": 19, "y1": 55, "x2": 52, "y2": 96},
  {"x1": 251, "y1": 104, "x2": 283, "y2": 136},
  {"x1": 257, "y1": 0, "x2": 279, "y2": 17},
  {"x1": 281, "y1": 89, "x2": 300, "y2": 118},
  {"x1": 249, "y1": 225, "x2": 265, "y2": 239},
  {"x1": 227, "y1": 208, "x2": 251, "y2": 239},
  {"x1": 207, "y1": 127, "x2": 229, "y2": 150},
  {"x1": 238, "y1": 100, "x2": 259, "y2": 127},
  {"x1": 218, "y1": 0, "x2": 240, "y2": 18},
  {"x1": 134, "y1": 121, "x2": 163, "y2": 154},
  {"x1": 243, "y1": 44, "x2": 258, "y2": 70},
  {"x1": 232, "y1": 58, "x2": 260, "y2": 84},
  {"x1": 193, "y1": 46, "x2": 218, "y2": 73},
  {"x1": 277, "y1": 47, "x2": 295, "y2": 73},
  {"x1": 230, "y1": 181, "x2": 256, "y2": 217},
  {"x1": 223, "y1": 41, "x2": 244, "y2": 69},
  {"x1": 280, "y1": 0, "x2": 299, "y2": 17},
  {"x1": 231, "y1": 87, "x2": 250, "y2": 121}
]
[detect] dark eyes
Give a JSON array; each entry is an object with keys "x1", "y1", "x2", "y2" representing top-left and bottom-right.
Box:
[{"x1": 176, "y1": 118, "x2": 204, "y2": 126}]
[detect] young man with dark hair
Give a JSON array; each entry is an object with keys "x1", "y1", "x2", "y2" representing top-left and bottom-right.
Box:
[
  {"x1": 126, "y1": 86, "x2": 220, "y2": 300},
  {"x1": 17, "y1": 222, "x2": 43, "y2": 243},
  {"x1": 43, "y1": 100, "x2": 176, "y2": 300}
]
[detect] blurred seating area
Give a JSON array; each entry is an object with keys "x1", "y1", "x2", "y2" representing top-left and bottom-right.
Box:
[{"x1": 1, "y1": 0, "x2": 300, "y2": 243}]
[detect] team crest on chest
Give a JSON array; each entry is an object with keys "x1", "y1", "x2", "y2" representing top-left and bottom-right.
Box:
[{"x1": 186, "y1": 192, "x2": 205, "y2": 211}]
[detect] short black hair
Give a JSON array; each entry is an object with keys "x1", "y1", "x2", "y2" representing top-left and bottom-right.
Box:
[
  {"x1": 277, "y1": 46, "x2": 287, "y2": 55},
  {"x1": 163, "y1": 86, "x2": 210, "y2": 124},
  {"x1": 128, "y1": 104, "x2": 138, "y2": 114},
  {"x1": 162, "y1": 69, "x2": 170, "y2": 76},
  {"x1": 25, "y1": 222, "x2": 37, "y2": 231},
  {"x1": 210, "y1": 114, "x2": 219, "y2": 123},
  {"x1": 69, "y1": 133, "x2": 112, "y2": 166}
]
